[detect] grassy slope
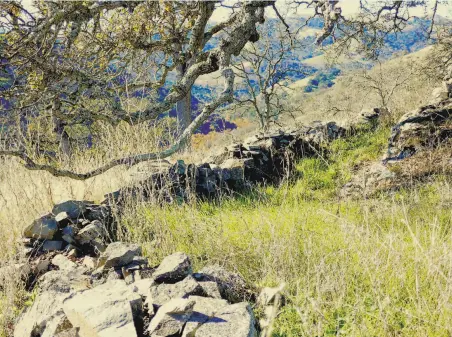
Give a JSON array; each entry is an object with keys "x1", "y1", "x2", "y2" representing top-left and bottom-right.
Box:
[{"x1": 121, "y1": 125, "x2": 452, "y2": 337}]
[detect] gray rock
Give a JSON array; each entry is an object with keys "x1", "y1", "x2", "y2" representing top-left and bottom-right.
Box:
[
  {"x1": 192, "y1": 302, "x2": 258, "y2": 337},
  {"x1": 62, "y1": 226, "x2": 77, "y2": 244},
  {"x1": 145, "y1": 275, "x2": 204, "y2": 308},
  {"x1": 38, "y1": 269, "x2": 91, "y2": 294},
  {"x1": 153, "y1": 252, "x2": 192, "y2": 283},
  {"x1": 63, "y1": 280, "x2": 142, "y2": 337},
  {"x1": 82, "y1": 256, "x2": 97, "y2": 270},
  {"x1": 52, "y1": 200, "x2": 90, "y2": 219},
  {"x1": 195, "y1": 265, "x2": 250, "y2": 303},
  {"x1": 52, "y1": 255, "x2": 77, "y2": 271},
  {"x1": 75, "y1": 220, "x2": 106, "y2": 245},
  {"x1": 14, "y1": 290, "x2": 72, "y2": 337},
  {"x1": 130, "y1": 278, "x2": 155, "y2": 298},
  {"x1": 106, "y1": 268, "x2": 124, "y2": 281},
  {"x1": 147, "y1": 298, "x2": 195, "y2": 337},
  {"x1": 181, "y1": 296, "x2": 229, "y2": 337},
  {"x1": 23, "y1": 214, "x2": 58, "y2": 240},
  {"x1": 32, "y1": 259, "x2": 50, "y2": 275},
  {"x1": 99, "y1": 242, "x2": 142, "y2": 269},
  {"x1": 43, "y1": 240, "x2": 64, "y2": 252},
  {"x1": 55, "y1": 212, "x2": 72, "y2": 227},
  {"x1": 199, "y1": 281, "x2": 222, "y2": 299}
]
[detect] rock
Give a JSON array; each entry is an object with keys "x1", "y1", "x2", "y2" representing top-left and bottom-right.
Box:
[
  {"x1": 145, "y1": 275, "x2": 204, "y2": 308},
  {"x1": 385, "y1": 100, "x2": 452, "y2": 162},
  {"x1": 63, "y1": 280, "x2": 142, "y2": 337},
  {"x1": 55, "y1": 212, "x2": 72, "y2": 227},
  {"x1": 99, "y1": 242, "x2": 142, "y2": 269},
  {"x1": 32, "y1": 259, "x2": 50, "y2": 275},
  {"x1": 153, "y1": 252, "x2": 192, "y2": 283},
  {"x1": 52, "y1": 200, "x2": 90, "y2": 219},
  {"x1": 181, "y1": 296, "x2": 229, "y2": 337},
  {"x1": 82, "y1": 256, "x2": 97, "y2": 270},
  {"x1": 14, "y1": 290, "x2": 72, "y2": 337},
  {"x1": 62, "y1": 226, "x2": 77, "y2": 244},
  {"x1": 130, "y1": 278, "x2": 155, "y2": 298},
  {"x1": 199, "y1": 280, "x2": 222, "y2": 299},
  {"x1": 38, "y1": 269, "x2": 91, "y2": 294},
  {"x1": 191, "y1": 302, "x2": 257, "y2": 337},
  {"x1": 75, "y1": 220, "x2": 106, "y2": 245},
  {"x1": 147, "y1": 298, "x2": 195, "y2": 337},
  {"x1": 195, "y1": 265, "x2": 250, "y2": 303},
  {"x1": 52, "y1": 255, "x2": 77, "y2": 270},
  {"x1": 340, "y1": 162, "x2": 397, "y2": 198},
  {"x1": 23, "y1": 214, "x2": 58, "y2": 240},
  {"x1": 106, "y1": 268, "x2": 124, "y2": 281},
  {"x1": 43, "y1": 240, "x2": 64, "y2": 252}
]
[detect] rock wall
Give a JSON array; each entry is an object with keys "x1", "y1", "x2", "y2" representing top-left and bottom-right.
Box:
[{"x1": 106, "y1": 121, "x2": 346, "y2": 205}]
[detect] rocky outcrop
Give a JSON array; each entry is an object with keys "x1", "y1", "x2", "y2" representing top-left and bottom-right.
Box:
[
  {"x1": 342, "y1": 79, "x2": 452, "y2": 198},
  {"x1": 13, "y1": 244, "x2": 259, "y2": 337},
  {"x1": 385, "y1": 99, "x2": 452, "y2": 162}
]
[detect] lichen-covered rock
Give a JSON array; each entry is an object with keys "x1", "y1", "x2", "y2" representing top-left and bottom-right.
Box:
[{"x1": 153, "y1": 252, "x2": 192, "y2": 283}]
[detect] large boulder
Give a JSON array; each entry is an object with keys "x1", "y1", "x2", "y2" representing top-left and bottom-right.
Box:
[
  {"x1": 152, "y1": 252, "x2": 192, "y2": 283},
  {"x1": 23, "y1": 214, "x2": 58, "y2": 240},
  {"x1": 63, "y1": 280, "x2": 142, "y2": 337}
]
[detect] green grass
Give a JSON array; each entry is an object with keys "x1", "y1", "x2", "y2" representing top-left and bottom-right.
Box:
[{"x1": 121, "y1": 126, "x2": 452, "y2": 337}]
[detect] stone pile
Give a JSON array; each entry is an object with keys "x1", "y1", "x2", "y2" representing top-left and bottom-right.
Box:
[
  {"x1": 21, "y1": 200, "x2": 113, "y2": 259},
  {"x1": 13, "y1": 246, "x2": 261, "y2": 337},
  {"x1": 106, "y1": 121, "x2": 346, "y2": 204}
]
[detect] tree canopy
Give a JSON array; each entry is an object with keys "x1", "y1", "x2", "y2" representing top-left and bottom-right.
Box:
[{"x1": 0, "y1": 0, "x2": 445, "y2": 179}]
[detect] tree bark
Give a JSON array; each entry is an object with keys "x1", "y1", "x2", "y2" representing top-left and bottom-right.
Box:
[{"x1": 175, "y1": 62, "x2": 192, "y2": 135}]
